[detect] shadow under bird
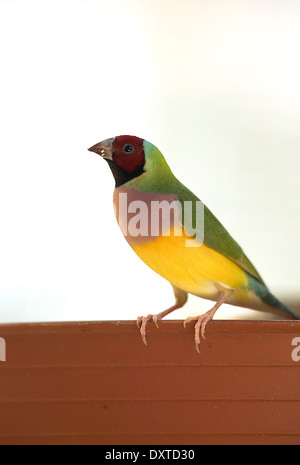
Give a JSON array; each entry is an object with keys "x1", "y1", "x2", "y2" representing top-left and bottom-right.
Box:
[{"x1": 89, "y1": 135, "x2": 298, "y2": 352}]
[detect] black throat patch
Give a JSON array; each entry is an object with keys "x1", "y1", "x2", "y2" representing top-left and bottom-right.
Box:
[{"x1": 105, "y1": 159, "x2": 145, "y2": 187}]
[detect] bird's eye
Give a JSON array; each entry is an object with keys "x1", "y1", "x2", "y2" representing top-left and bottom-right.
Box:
[{"x1": 123, "y1": 144, "x2": 135, "y2": 154}]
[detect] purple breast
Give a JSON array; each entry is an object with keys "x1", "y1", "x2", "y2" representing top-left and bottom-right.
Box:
[{"x1": 113, "y1": 187, "x2": 182, "y2": 245}]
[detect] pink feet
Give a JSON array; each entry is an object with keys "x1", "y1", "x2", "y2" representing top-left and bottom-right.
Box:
[
  {"x1": 137, "y1": 289, "x2": 230, "y2": 352},
  {"x1": 184, "y1": 307, "x2": 217, "y2": 353},
  {"x1": 184, "y1": 291, "x2": 229, "y2": 352},
  {"x1": 137, "y1": 314, "x2": 160, "y2": 345},
  {"x1": 136, "y1": 287, "x2": 188, "y2": 346}
]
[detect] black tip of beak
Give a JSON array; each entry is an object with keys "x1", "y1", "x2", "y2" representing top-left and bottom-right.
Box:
[
  {"x1": 88, "y1": 138, "x2": 114, "y2": 156},
  {"x1": 88, "y1": 144, "x2": 99, "y2": 154},
  {"x1": 88, "y1": 139, "x2": 114, "y2": 161}
]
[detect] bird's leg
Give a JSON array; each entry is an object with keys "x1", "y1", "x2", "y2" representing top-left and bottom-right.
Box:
[
  {"x1": 137, "y1": 286, "x2": 188, "y2": 346},
  {"x1": 184, "y1": 286, "x2": 233, "y2": 353}
]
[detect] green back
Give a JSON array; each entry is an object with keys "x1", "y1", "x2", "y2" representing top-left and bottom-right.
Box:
[{"x1": 170, "y1": 179, "x2": 265, "y2": 285}]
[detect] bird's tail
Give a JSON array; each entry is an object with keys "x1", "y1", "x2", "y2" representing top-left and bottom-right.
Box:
[{"x1": 247, "y1": 275, "x2": 299, "y2": 320}]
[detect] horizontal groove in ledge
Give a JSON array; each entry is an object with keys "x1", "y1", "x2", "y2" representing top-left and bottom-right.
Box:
[
  {"x1": 0, "y1": 432, "x2": 300, "y2": 437},
  {"x1": 1, "y1": 398, "x2": 300, "y2": 403},
  {"x1": 1, "y1": 364, "x2": 299, "y2": 369}
]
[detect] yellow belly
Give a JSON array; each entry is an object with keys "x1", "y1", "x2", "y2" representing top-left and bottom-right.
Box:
[{"x1": 131, "y1": 228, "x2": 248, "y2": 299}]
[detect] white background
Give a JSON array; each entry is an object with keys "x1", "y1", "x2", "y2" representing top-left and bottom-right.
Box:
[{"x1": 0, "y1": 0, "x2": 299, "y2": 323}]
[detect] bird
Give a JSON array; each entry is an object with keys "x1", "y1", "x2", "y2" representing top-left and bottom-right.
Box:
[{"x1": 88, "y1": 135, "x2": 298, "y2": 352}]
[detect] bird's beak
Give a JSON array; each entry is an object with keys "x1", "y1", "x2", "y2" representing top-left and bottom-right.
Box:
[{"x1": 88, "y1": 137, "x2": 114, "y2": 161}]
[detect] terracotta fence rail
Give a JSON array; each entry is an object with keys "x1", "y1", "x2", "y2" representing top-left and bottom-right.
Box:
[{"x1": 0, "y1": 319, "x2": 300, "y2": 445}]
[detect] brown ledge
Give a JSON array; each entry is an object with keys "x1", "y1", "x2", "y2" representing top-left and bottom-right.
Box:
[{"x1": 0, "y1": 319, "x2": 300, "y2": 445}]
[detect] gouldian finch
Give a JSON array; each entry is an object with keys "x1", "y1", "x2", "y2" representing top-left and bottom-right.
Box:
[{"x1": 89, "y1": 135, "x2": 298, "y2": 352}]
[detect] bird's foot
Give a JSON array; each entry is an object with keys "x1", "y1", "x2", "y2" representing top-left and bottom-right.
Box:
[
  {"x1": 184, "y1": 291, "x2": 230, "y2": 353},
  {"x1": 183, "y1": 307, "x2": 217, "y2": 353},
  {"x1": 136, "y1": 287, "x2": 188, "y2": 346},
  {"x1": 136, "y1": 314, "x2": 160, "y2": 346}
]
